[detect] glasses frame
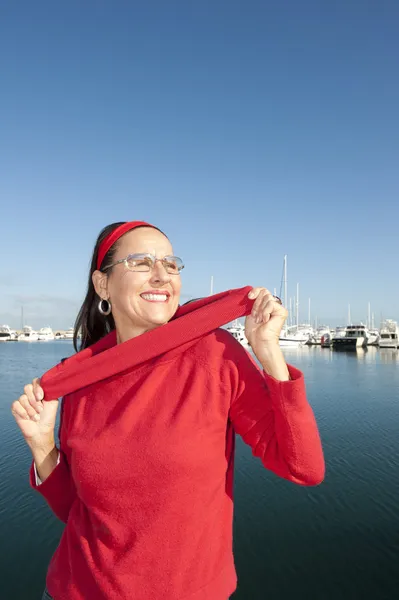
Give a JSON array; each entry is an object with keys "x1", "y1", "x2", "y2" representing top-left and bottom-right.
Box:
[{"x1": 101, "y1": 253, "x2": 185, "y2": 275}]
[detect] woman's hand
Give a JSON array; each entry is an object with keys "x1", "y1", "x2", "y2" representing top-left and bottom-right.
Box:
[
  {"x1": 245, "y1": 287, "x2": 288, "y2": 349},
  {"x1": 11, "y1": 378, "x2": 59, "y2": 450}
]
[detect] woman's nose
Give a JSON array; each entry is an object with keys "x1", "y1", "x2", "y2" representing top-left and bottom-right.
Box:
[{"x1": 150, "y1": 260, "x2": 171, "y2": 283}]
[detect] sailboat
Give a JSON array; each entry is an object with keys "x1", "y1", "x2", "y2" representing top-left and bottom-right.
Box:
[{"x1": 279, "y1": 256, "x2": 310, "y2": 347}]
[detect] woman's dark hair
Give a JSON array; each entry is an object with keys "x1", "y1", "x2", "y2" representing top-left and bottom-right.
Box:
[{"x1": 73, "y1": 222, "x2": 165, "y2": 352}]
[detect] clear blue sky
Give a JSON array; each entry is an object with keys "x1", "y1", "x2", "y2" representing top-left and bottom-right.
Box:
[{"x1": 1, "y1": 0, "x2": 398, "y2": 329}]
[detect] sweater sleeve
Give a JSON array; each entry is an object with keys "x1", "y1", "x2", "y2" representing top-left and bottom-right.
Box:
[
  {"x1": 29, "y1": 396, "x2": 77, "y2": 523},
  {"x1": 228, "y1": 344, "x2": 325, "y2": 486}
]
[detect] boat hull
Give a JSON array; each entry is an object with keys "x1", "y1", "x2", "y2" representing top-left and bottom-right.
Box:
[
  {"x1": 279, "y1": 338, "x2": 308, "y2": 347},
  {"x1": 333, "y1": 337, "x2": 366, "y2": 350},
  {"x1": 379, "y1": 339, "x2": 399, "y2": 349}
]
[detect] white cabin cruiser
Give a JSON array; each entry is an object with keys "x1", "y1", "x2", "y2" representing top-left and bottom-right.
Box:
[
  {"x1": 379, "y1": 320, "x2": 399, "y2": 348},
  {"x1": 333, "y1": 325, "x2": 369, "y2": 350},
  {"x1": 37, "y1": 327, "x2": 55, "y2": 341},
  {"x1": 0, "y1": 325, "x2": 17, "y2": 341},
  {"x1": 18, "y1": 326, "x2": 39, "y2": 342}
]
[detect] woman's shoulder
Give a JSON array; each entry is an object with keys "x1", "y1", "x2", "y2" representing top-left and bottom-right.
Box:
[{"x1": 190, "y1": 328, "x2": 250, "y2": 363}]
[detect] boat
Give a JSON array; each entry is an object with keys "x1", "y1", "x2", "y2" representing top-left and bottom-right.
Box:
[
  {"x1": 37, "y1": 327, "x2": 55, "y2": 341},
  {"x1": 367, "y1": 329, "x2": 380, "y2": 346},
  {"x1": 333, "y1": 325, "x2": 369, "y2": 350},
  {"x1": 277, "y1": 256, "x2": 310, "y2": 347},
  {"x1": 310, "y1": 326, "x2": 331, "y2": 345},
  {"x1": 321, "y1": 332, "x2": 332, "y2": 348},
  {"x1": 17, "y1": 326, "x2": 39, "y2": 342},
  {"x1": 298, "y1": 324, "x2": 314, "y2": 345},
  {"x1": 378, "y1": 320, "x2": 399, "y2": 348},
  {"x1": 279, "y1": 325, "x2": 310, "y2": 346},
  {"x1": 365, "y1": 303, "x2": 379, "y2": 346},
  {"x1": 64, "y1": 328, "x2": 74, "y2": 340},
  {"x1": 226, "y1": 320, "x2": 248, "y2": 346},
  {"x1": 0, "y1": 325, "x2": 17, "y2": 341}
]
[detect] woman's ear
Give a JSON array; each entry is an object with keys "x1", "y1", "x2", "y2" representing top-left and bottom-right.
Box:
[{"x1": 92, "y1": 270, "x2": 108, "y2": 299}]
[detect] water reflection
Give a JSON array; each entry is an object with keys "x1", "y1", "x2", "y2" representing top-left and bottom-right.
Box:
[
  {"x1": 378, "y1": 348, "x2": 399, "y2": 363},
  {"x1": 279, "y1": 345, "x2": 399, "y2": 364}
]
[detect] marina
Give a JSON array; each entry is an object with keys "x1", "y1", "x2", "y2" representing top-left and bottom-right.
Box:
[{"x1": 0, "y1": 326, "x2": 79, "y2": 342}]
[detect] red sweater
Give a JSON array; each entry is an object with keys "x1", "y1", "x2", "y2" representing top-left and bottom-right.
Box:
[{"x1": 31, "y1": 330, "x2": 324, "y2": 600}]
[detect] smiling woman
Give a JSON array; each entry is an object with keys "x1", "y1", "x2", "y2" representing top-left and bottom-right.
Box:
[
  {"x1": 11, "y1": 220, "x2": 324, "y2": 600},
  {"x1": 74, "y1": 221, "x2": 183, "y2": 349},
  {"x1": 90, "y1": 223, "x2": 183, "y2": 345}
]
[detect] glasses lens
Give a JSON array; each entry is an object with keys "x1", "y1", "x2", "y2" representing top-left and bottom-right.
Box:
[
  {"x1": 163, "y1": 257, "x2": 184, "y2": 274},
  {"x1": 125, "y1": 254, "x2": 153, "y2": 272}
]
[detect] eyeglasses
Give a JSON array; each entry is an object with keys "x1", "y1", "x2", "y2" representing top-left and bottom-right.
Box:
[{"x1": 102, "y1": 253, "x2": 184, "y2": 275}]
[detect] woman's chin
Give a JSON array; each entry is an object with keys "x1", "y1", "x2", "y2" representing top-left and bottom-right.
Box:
[{"x1": 141, "y1": 307, "x2": 174, "y2": 326}]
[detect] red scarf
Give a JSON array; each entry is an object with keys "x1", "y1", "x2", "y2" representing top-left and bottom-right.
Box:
[{"x1": 41, "y1": 287, "x2": 254, "y2": 400}]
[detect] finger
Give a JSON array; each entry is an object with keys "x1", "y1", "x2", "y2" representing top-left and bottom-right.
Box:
[
  {"x1": 11, "y1": 400, "x2": 30, "y2": 421},
  {"x1": 260, "y1": 301, "x2": 289, "y2": 325},
  {"x1": 12, "y1": 398, "x2": 40, "y2": 422},
  {"x1": 257, "y1": 297, "x2": 276, "y2": 324},
  {"x1": 248, "y1": 287, "x2": 268, "y2": 300},
  {"x1": 23, "y1": 384, "x2": 42, "y2": 415},
  {"x1": 251, "y1": 289, "x2": 272, "y2": 318},
  {"x1": 32, "y1": 378, "x2": 44, "y2": 408},
  {"x1": 19, "y1": 394, "x2": 40, "y2": 419}
]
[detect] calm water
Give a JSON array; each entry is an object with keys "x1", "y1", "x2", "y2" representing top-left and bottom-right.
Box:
[{"x1": 1, "y1": 342, "x2": 399, "y2": 600}]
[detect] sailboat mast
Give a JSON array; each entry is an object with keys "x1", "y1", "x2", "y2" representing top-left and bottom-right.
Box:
[
  {"x1": 296, "y1": 283, "x2": 299, "y2": 330},
  {"x1": 289, "y1": 298, "x2": 292, "y2": 327},
  {"x1": 308, "y1": 298, "x2": 311, "y2": 325},
  {"x1": 283, "y1": 255, "x2": 287, "y2": 308},
  {"x1": 368, "y1": 302, "x2": 371, "y2": 329},
  {"x1": 210, "y1": 276, "x2": 214, "y2": 296}
]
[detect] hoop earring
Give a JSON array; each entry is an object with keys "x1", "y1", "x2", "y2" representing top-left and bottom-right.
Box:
[{"x1": 98, "y1": 298, "x2": 112, "y2": 316}]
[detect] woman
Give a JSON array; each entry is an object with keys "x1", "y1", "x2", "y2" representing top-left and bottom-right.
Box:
[{"x1": 11, "y1": 221, "x2": 324, "y2": 600}]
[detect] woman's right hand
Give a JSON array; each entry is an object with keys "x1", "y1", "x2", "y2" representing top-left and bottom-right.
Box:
[{"x1": 11, "y1": 378, "x2": 59, "y2": 449}]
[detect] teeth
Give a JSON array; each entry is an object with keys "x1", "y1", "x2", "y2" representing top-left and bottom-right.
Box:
[{"x1": 141, "y1": 294, "x2": 168, "y2": 302}]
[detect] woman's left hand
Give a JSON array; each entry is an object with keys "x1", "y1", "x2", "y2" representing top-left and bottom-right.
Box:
[{"x1": 245, "y1": 287, "x2": 288, "y2": 349}]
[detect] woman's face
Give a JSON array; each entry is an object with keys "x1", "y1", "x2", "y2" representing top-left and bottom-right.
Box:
[{"x1": 93, "y1": 227, "x2": 182, "y2": 341}]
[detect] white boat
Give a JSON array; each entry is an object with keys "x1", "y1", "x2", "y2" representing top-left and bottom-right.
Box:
[
  {"x1": 323, "y1": 326, "x2": 347, "y2": 348},
  {"x1": 280, "y1": 326, "x2": 310, "y2": 346},
  {"x1": 367, "y1": 328, "x2": 380, "y2": 346},
  {"x1": 277, "y1": 256, "x2": 310, "y2": 347},
  {"x1": 365, "y1": 303, "x2": 379, "y2": 346},
  {"x1": 226, "y1": 320, "x2": 248, "y2": 346},
  {"x1": 379, "y1": 320, "x2": 399, "y2": 348},
  {"x1": 37, "y1": 326, "x2": 55, "y2": 341},
  {"x1": 0, "y1": 325, "x2": 17, "y2": 341},
  {"x1": 333, "y1": 325, "x2": 369, "y2": 350},
  {"x1": 17, "y1": 326, "x2": 39, "y2": 342},
  {"x1": 64, "y1": 328, "x2": 74, "y2": 340},
  {"x1": 310, "y1": 326, "x2": 331, "y2": 345},
  {"x1": 298, "y1": 324, "x2": 314, "y2": 344}
]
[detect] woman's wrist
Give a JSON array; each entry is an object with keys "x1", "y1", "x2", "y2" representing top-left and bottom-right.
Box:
[
  {"x1": 31, "y1": 444, "x2": 59, "y2": 482},
  {"x1": 252, "y1": 342, "x2": 290, "y2": 381}
]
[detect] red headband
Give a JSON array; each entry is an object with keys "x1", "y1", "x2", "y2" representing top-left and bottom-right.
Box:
[{"x1": 96, "y1": 221, "x2": 156, "y2": 270}]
